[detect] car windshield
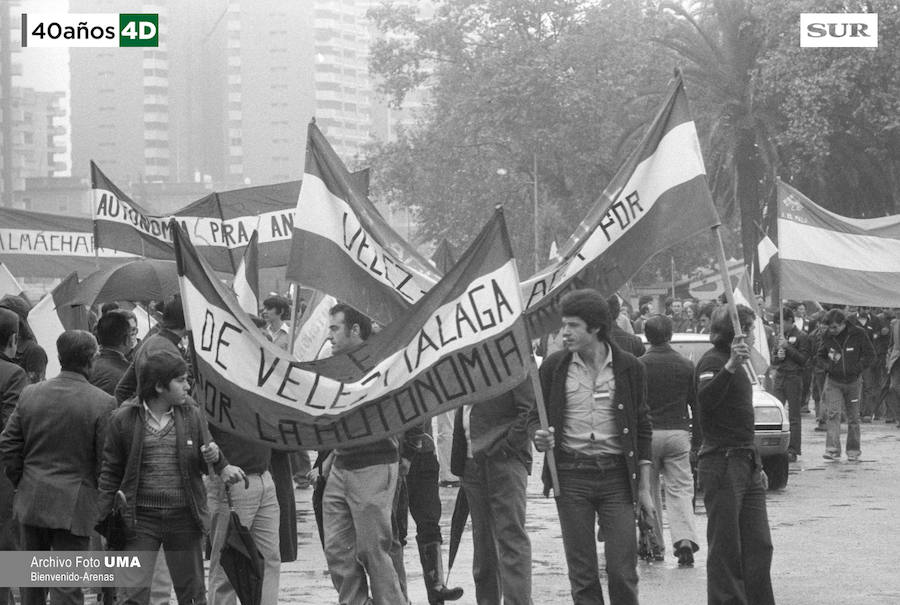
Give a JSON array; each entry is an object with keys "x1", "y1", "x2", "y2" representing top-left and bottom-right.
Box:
[{"x1": 668, "y1": 340, "x2": 710, "y2": 363}]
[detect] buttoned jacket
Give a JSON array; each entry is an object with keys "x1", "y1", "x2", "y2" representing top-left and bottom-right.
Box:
[
  {"x1": 532, "y1": 341, "x2": 652, "y2": 501},
  {"x1": 0, "y1": 371, "x2": 115, "y2": 536}
]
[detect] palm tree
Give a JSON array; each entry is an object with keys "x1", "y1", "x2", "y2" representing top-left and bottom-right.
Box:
[{"x1": 655, "y1": 0, "x2": 782, "y2": 272}]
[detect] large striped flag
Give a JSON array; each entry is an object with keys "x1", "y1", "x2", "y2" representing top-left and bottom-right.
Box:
[
  {"x1": 521, "y1": 72, "x2": 721, "y2": 335},
  {"x1": 29, "y1": 273, "x2": 91, "y2": 379},
  {"x1": 777, "y1": 180, "x2": 900, "y2": 307},
  {"x1": 732, "y1": 271, "x2": 771, "y2": 370},
  {"x1": 757, "y1": 234, "x2": 778, "y2": 298},
  {"x1": 285, "y1": 122, "x2": 441, "y2": 324},
  {"x1": 175, "y1": 208, "x2": 531, "y2": 450}
]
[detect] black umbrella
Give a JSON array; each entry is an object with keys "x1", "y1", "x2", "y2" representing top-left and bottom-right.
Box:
[
  {"x1": 220, "y1": 488, "x2": 264, "y2": 605},
  {"x1": 66, "y1": 259, "x2": 179, "y2": 307},
  {"x1": 446, "y1": 487, "x2": 469, "y2": 578}
]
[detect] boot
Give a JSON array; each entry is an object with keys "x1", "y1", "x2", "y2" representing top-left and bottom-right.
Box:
[{"x1": 418, "y1": 542, "x2": 463, "y2": 604}]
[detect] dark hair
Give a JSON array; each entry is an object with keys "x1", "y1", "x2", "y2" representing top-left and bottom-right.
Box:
[
  {"x1": 606, "y1": 295, "x2": 621, "y2": 317},
  {"x1": 138, "y1": 352, "x2": 188, "y2": 402},
  {"x1": 95, "y1": 310, "x2": 131, "y2": 347},
  {"x1": 57, "y1": 330, "x2": 98, "y2": 371},
  {"x1": 262, "y1": 295, "x2": 291, "y2": 320},
  {"x1": 100, "y1": 302, "x2": 120, "y2": 315},
  {"x1": 709, "y1": 304, "x2": 756, "y2": 347},
  {"x1": 780, "y1": 307, "x2": 795, "y2": 322},
  {"x1": 161, "y1": 295, "x2": 186, "y2": 330},
  {"x1": 698, "y1": 302, "x2": 715, "y2": 320},
  {"x1": 560, "y1": 289, "x2": 610, "y2": 340},
  {"x1": 638, "y1": 294, "x2": 653, "y2": 307},
  {"x1": 0, "y1": 308, "x2": 18, "y2": 349},
  {"x1": 823, "y1": 308, "x2": 846, "y2": 326},
  {"x1": 644, "y1": 314, "x2": 673, "y2": 345},
  {"x1": 329, "y1": 303, "x2": 372, "y2": 341},
  {"x1": 0, "y1": 294, "x2": 35, "y2": 342}
]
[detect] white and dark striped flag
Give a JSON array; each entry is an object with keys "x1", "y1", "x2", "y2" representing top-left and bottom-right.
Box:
[{"x1": 777, "y1": 180, "x2": 900, "y2": 307}]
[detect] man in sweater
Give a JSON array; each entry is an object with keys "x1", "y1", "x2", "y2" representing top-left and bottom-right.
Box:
[
  {"x1": 0, "y1": 330, "x2": 116, "y2": 605},
  {"x1": 770, "y1": 307, "x2": 811, "y2": 461},
  {"x1": 695, "y1": 305, "x2": 774, "y2": 605},
  {"x1": 818, "y1": 309, "x2": 875, "y2": 461},
  {"x1": 322, "y1": 303, "x2": 407, "y2": 605},
  {"x1": 640, "y1": 314, "x2": 699, "y2": 566}
]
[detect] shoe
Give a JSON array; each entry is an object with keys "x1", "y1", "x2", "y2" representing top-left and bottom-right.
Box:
[
  {"x1": 814, "y1": 423, "x2": 826, "y2": 432},
  {"x1": 676, "y1": 546, "x2": 694, "y2": 567},
  {"x1": 822, "y1": 452, "x2": 839, "y2": 461},
  {"x1": 847, "y1": 453, "x2": 860, "y2": 461},
  {"x1": 861, "y1": 416, "x2": 873, "y2": 423},
  {"x1": 788, "y1": 451, "x2": 798, "y2": 462},
  {"x1": 419, "y1": 542, "x2": 464, "y2": 603},
  {"x1": 885, "y1": 418, "x2": 896, "y2": 424},
  {"x1": 800, "y1": 407, "x2": 811, "y2": 414}
]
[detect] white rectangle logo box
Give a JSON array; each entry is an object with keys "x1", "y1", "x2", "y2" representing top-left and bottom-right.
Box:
[
  {"x1": 21, "y1": 14, "x2": 119, "y2": 48},
  {"x1": 800, "y1": 13, "x2": 878, "y2": 47}
]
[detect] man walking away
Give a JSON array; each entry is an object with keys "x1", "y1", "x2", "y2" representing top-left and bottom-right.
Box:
[
  {"x1": 0, "y1": 331, "x2": 115, "y2": 605},
  {"x1": 640, "y1": 314, "x2": 700, "y2": 566}
]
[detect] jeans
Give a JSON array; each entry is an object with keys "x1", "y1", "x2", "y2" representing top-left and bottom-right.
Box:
[
  {"x1": 116, "y1": 507, "x2": 206, "y2": 605},
  {"x1": 20, "y1": 525, "x2": 90, "y2": 605},
  {"x1": 774, "y1": 370, "x2": 804, "y2": 454},
  {"x1": 462, "y1": 455, "x2": 532, "y2": 605},
  {"x1": 860, "y1": 365, "x2": 880, "y2": 418},
  {"x1": 397, "y1": 449, "x2": 442, "y2": 546},
  {"x1": 555, "y1": 462, "x2": 638, "y2": 605},
  {"x1": 698, "y1": 451, "x2": 774, "y2": 605},
  {"x1": 207, "y1": 472, "x2": 281, "y2": 605},
  {"x1": 813, "y1": 371, "x2": 826, "y2": 422},
  {"x1": 649, "y1": 430, "x2": 698, "y2": 553},
  {"x1": 823, "y1": 377, "x2": 861, "y2": 457},
  {"x1": 323, "y1": 462, "x2": 405, "y2": 605}
]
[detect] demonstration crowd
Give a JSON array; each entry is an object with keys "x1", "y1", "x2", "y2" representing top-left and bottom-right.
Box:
[{"x1": 0, "y1": 285, "x2": 898, "y2": 605}]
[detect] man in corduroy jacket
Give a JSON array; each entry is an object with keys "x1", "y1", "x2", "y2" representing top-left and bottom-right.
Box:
[{"x1": 531, "y1": 289, "x2": 655, "y2": 605}]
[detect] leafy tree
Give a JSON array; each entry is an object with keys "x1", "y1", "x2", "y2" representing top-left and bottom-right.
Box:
[{"x1": 367, "y1": 0, "x2": 672, "y2": 273}]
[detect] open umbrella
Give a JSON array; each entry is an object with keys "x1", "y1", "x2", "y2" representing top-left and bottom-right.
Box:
[
  {"x1": 65, "y1": 259, "x2": 179, "y2": 307},
  {"x1": 446, "y1": 487, "x2": 469, "y2": 578},
  {"x1": 220, "y1": 488, "x2": 264, "y2": 605}
]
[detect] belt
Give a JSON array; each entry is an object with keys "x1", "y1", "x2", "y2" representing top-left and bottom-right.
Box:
[{"x1": 555, "y1": 450, "x2": 625, "y2": 471}]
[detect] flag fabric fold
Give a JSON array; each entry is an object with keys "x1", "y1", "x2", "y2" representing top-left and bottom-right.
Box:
[
  {"x1": 174, "y1": 208, "x2": 531, "y2": 451},
  {"x1": 521, "y1": 72, "x2": 721, "y2": 336},
  {"x1": 233, "y1": 230, "x2": 260, "y2": 315},
  {"x1": 732, "y1": 271, "x2": 771, "y2": 370},
  {"x1": 757, "y1": 234, "x2": 778, "y2": 299},
  {"x1": 30, "y1": 273, "x2": 91, "y2": 378},
  {"x1": 0, "y1": 263, "x2": 23, "y2": 297},
  {"x1": 777, "y1": 180, "x2": 900, "y2": 307},
  {"x1": 286, "y1": 122, "x2": 440, "y2": 324}
]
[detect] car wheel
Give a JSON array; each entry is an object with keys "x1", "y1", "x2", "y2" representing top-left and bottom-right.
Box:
[{"x1": 763, "y1": 454, "x2": 789, "y2": 490}]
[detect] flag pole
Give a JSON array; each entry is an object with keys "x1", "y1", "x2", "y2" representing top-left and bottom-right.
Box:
[
  {"x1": 712, "y1": 225, "x2": 757, "y2": 383},
  {"x1": 525, "y1": 352, "x2": 561, "y2": 497},
  {"x1": 287, "y1": 283, "x2": 302, "y2": 356}
]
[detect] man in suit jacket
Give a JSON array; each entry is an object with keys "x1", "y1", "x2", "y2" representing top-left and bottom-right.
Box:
[
  {"x1": 531, "y1": 289, "x2": 655, "y2": 605},
  {"x1": 0, "y1": 330, "x2": 115, "y2": 605},
  {"x1": 451, "y1": 380, "x2": 534, "y2": 605}
]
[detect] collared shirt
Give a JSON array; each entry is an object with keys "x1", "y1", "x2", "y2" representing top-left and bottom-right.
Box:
[
  {"x1": 143, "y1": 402, "x2": 174, "y2": 432},
  {"x1": 562, "y1": 349, "x2": 622, "y2": 455},
  {"x1": 267, "y1": 323, "x2": 290, "y2": 351}
]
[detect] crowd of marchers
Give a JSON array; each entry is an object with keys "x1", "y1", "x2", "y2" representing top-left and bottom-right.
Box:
[{"x1": 0, "y1": 286, "x2": 898, "y2": 605}]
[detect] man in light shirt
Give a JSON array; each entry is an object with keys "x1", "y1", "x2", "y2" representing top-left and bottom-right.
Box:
[
  {"x1": 261, "y1": 295, "x2": 291, "y2": 351},
  {"x1": 532, "y1": 289, "x2": 655, "y2": 605}
]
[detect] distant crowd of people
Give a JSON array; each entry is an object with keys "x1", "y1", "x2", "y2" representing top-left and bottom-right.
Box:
[{"x1": 0, "y1": 284, "x2": 897, "y2": 605}]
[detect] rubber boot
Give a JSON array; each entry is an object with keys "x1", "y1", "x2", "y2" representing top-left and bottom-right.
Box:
[{"x1": 418, "y1": 542, "x2": 463, "y2": 604}]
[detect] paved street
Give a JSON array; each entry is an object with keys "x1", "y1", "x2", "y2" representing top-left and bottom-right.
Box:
[{"x1": 278, "y1": 417, "x2": 900, "y2": 604}]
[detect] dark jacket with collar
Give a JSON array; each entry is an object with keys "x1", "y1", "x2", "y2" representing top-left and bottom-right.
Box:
[
  {"x1": 0, "y1": 353, "x2": 27, "y2": 429},
  {"x1": 97, "y1": 397, "x2": 227, "y2": 533},
  {"x1": 0, "y1": 371, "x2": 115, "y2": 537},
  {"x1": 770, "y1": 325, "x2": 811, "y2": 374},
  {"x1": 818, "y1": 323, "x2": 875, "y2": 382},
  {"x1": 531, "y1": 342, "x2": 652, "y2": 500},
  {"x1": 449, "y1": 379, "x2": 534, "y2": 477},
  {"x1": 90, "y1": 348, "x2": 131, "y2": 397}
]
